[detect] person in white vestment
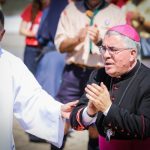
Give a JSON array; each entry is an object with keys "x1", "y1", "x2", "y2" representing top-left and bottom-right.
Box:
[{"x1": 0, "y1": 10, "x2": 78, "y2": 150}]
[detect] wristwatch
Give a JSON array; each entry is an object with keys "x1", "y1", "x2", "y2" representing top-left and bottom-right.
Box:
[{"x1": 86, "y1": 110, "x2": 97, "y2": 118}]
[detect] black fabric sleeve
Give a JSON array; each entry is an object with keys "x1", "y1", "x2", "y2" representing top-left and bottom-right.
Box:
[{"x1": 70, "y1": 69, "x2": 100, "y2": 130}]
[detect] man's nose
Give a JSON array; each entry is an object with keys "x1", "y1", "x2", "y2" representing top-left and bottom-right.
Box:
[{"x1": 103, "y1": 49, "x2": 111, "y2": 58}]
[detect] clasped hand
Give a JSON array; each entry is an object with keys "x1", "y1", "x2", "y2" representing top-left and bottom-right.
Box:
[
  {"x1": 77, "y1": 24, "x2": 100, "y2": 44},
  {"x1": 85, "y1": 82, "x2": 112, "y2": 115}
]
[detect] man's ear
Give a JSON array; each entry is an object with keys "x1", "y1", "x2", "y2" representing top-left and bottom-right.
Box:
[
  {"x1": 0, "y1": 29, "x2": 5, "y2": 41},
  {"x1": 130, "y1": 49, "x2": 137, "y2": 62}
]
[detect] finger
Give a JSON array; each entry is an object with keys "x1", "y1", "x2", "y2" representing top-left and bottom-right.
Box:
[
  {"x1": 100, "y1": 82, "x2": 109, "y2": 94},
  {"x1": 92, "y1": 83, "x2": 102, "y2": 90},
  {"x1": 94, "y1": 24, "x2": 97, "y2": 28},
  {"x1": 88, "y1": 99, "x2": 98, "y2": 108},
  {"x1": 64, "y1": 101, "x2": 79, "y2": 111},
  {"x1": 85, "y1": 23, "x2": 89, "y2": 27},
  {"x1": 86, "y1": 93, "x2": 96, "y2": 102},
  {"x1": 86, "y1": 84, "x2": 100, "y2": 96},
  {"x1": 85, "y1": 87, "x2": 98, "y2": 99},
  {"x1": 69, "y1": 100, "x2": 79, "y2": 107},
  {"x1": 88, "y1": 32, "x2": 95, "y2": 40},
  {"x1": 100, "y1": 82, "x2": 108, "y2": 90},
  {"x1": 80, "y1": 29, "x2": 87, "y2": 36},
  {"x1": 91, "y1": 83, "x2": 104, "y2": 94},
  {"x1": 86, "y1": 95, "x2": 99, "y2": 108},
  {"x1": 88, "y1": 31, "x2": 99, "y2": 42},
  {"x1": 88, "y1": 29, "x2": 98, "y2": 37},
  {"x1": 63, "y1": 112, "x2": 70, "y2": 119},
  {"x1": 89, "y1": 25, "x2": 99, "y2": 32},
  {"x1": 73, "y1": 100, "x2": 79, "y2": 104}
]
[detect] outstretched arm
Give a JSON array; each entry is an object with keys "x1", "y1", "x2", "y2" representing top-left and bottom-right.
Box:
[{"x1": 61, "y1": 100, "x2": 79, "y2": 119}]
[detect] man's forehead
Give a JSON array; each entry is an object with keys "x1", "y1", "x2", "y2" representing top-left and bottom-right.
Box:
[{"x1": 103, "y1": 34, "x2": 122, "y2": 43}]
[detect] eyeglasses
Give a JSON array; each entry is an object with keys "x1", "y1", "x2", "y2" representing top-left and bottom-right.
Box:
[{"x1": 99, "y1": 45, "x2": 131, "y2": 55}]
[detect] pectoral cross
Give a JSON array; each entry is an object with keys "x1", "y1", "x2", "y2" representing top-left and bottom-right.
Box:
[{"x1": 106, "y1": 129, "x2": 114, "y2": 141}]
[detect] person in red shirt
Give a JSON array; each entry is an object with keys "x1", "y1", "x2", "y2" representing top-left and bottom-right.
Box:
[
  {"x1": 19, "y1": 0, "x2": 50, "y2": 75},
  {"x1": 19, "y1": 0, "x2": 50, "y2": 143},
  {"x1": 106, "y1": 0, "x2": 128, "y2": 8}
]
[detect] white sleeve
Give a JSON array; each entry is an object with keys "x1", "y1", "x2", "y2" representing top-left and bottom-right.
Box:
[
  {"x1": 82, "y1": 107, "x2": 97, "y2": 126},
  {"x1": 13, "y1": 58, "x2": 64, "y2": 148},
  {"x1": 103, "y1": 105, "x2": 111, "y2": 116}
]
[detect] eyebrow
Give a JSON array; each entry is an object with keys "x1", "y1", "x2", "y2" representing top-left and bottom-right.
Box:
[{"x1": 102, "y1": 45, "x2": 116, "y2": 48}]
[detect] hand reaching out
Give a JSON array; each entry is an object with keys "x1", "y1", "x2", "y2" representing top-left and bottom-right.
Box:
[{"x1": 61, "y1": 100, "x2": 79, "y2": 119}]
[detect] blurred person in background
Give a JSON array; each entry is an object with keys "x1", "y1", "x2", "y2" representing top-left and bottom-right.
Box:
[
  {"x1": 19, "y1": 0, "x2": 50, "y2": 142},
  {"x1": 35, "y1": 0, "x2": 68, "y2": 97},
  {"x1": 19, "y1": 0, "x2": 49, "y2": 75},
  {"x1": 106, "y1": 0, "x2": 128, "y2": 8},
  {"x1": 55, "y1": 0, "x2": 126, "y2": 149},
  {"x1": 122, "y1": 0, "x2": 150, "y2": 66},
  {"x1": 0, "y1": 0, "x2": 5, "y2": 10}
]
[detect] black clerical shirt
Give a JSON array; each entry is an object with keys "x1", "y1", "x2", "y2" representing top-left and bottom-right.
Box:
[{"x1": 70, "y1": 60, "x2": 150, "y2": 140}]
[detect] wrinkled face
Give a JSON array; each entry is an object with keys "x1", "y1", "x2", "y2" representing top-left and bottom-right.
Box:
[
  {"x1": 87, "y1": 0, "x2": 101, "y2": 8},
  {"x1": 102, "y1": 35, "x2": 137, "y2": 77}
]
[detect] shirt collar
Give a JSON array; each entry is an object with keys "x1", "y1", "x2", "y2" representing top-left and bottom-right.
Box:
[
  {"x1": 84, "y1": 0, "x2": 108, "y2": 11},
  {"x1": 119, "y1": 60, "x2": 141, "y2": 80}
]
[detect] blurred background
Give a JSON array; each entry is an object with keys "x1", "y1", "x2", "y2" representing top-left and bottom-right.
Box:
[{"x1": 2, "y1": 0, "x2": 31, "y2": 59}]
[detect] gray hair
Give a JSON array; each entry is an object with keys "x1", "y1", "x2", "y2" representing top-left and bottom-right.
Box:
[{"x1": 105, "y1": 30, "x2": 141, "y2": 53}]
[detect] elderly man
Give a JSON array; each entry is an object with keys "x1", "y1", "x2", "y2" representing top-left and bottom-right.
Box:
[{"x1": 70, "y1": 24, "x2": 150, "y2": 150}]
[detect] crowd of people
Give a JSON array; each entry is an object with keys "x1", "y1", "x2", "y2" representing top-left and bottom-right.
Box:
[{"x1": 1, "y1": 0, "x2": 150, "y2": 150}]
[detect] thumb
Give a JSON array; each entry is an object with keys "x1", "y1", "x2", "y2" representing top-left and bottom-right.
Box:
[
  {"x1": 70, "y1": 100, "x2": 79, "y2": 107},
  {"x1": 94, "y1": 24, "x2": 98, "y2": 28},
  {"x1": 100, "y1": 82, "x2": 110, "y2": 95},
  {"x1": 100, "y1": 82, "x2": 107, "y2": 90}
]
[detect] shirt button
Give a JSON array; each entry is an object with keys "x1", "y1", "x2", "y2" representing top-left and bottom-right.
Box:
[
  {"x1": 111, "y1": 96, "x2": 115, "y2": 101},
  {"x1": 127, "y1": 132, "x2": 130, "y2": 136},
  {"x1": 113, "y1": 84, "x2": 118, "y2": 90},
  {"x1": 108, "y1": 123, "x2": 111, "y2": 127},
  {"x1": 134, "y1": 134, "x2": 137, "y2": 138}
]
